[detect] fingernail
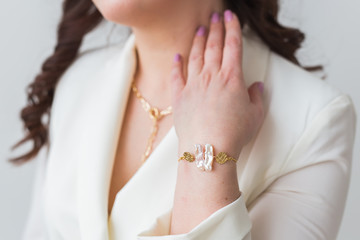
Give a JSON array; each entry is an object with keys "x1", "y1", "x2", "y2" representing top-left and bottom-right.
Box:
[
  {"x1": 174, "y1": 53, "x2": 181, "y2": 63},
  {"x1": 258, "y1": 82, "x2": 264, "y2": 94},
  {"x1": 211, "y1": 12, "x2": 220, "y2": 23},
  {"x1": 224, "y1": 10, "x2": 233, "y2": 22},
  {"x1": 196, "y1": 26, "x2": 206, "y2": 36}
]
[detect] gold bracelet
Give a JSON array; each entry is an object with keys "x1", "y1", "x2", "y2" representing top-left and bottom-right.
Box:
[{"x1": 178, "y1": 143, "x2": 237, "y2": 171}]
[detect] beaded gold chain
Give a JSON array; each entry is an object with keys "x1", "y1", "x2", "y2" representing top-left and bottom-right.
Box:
[{"x1": 131, "y1": 82, "x2": 172, "y2": 163}]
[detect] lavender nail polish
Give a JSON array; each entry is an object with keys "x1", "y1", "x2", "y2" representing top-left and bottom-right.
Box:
[
  {"x1": 196, "y1": 26, "x2": 206, "y2": 36},
  {"x1": 224, "y1": 10, "x2": 233, "y2": 22},
  {"x1": 174, "y1": 53, "x2": 181, "y2": 62},
  {"x1": 258, "y1": 82, "x2": 264, "y2": 94},
  {"x1": 211, "y1": 12, "x2": 220, "y2": 23}
]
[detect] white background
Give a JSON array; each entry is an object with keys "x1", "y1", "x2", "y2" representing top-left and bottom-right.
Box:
[{"x1": 0, "y1": 0, "x2": 359, "y2": 239}]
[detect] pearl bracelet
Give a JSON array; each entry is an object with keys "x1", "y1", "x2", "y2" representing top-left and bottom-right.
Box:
[{"x1": 178, "y1": 143, "x2": 238, "y2": 171}]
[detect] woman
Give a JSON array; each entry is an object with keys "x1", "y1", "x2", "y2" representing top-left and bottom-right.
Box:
[{"x1": 11, "y1": 0, "x2": 356, "y2": 239}]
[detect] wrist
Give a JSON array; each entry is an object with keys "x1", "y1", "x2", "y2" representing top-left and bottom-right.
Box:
[
  {"x1": 178, "y1": 141, "x2": 241, "y2": 175},
  {"x1": 176, "y1": 156, "x2": 241, "y2": 201}
]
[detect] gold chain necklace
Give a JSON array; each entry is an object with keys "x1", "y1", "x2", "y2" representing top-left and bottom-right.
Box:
[{"x1": 131, "y1": 82, "x2": 173, "y2": 163}]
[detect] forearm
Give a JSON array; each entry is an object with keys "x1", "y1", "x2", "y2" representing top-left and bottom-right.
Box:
[{"x1": 170, "y1": 146, "x2": 241, "y2": 235}]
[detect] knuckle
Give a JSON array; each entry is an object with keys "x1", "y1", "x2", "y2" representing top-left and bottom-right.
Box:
[
  {"x1": 218, "y1": 70, "x2": 231, "y2": 82},
  {"x1": 207, "y1": 41, "x2": 221, "y2": 51},
  {"x1": 205, "y1": 49, "x2": 222, "y2": 64},
  {"x1": 207, "y1": 56, "x2": 222, "y2": 66},
  {"x1": 225, "y1": 36, "x2": 240, "y2": 48},
  {"x1": 219, "y1": 69, "x2": 240, "y2": 86},
  {"x1": 189, "y1": 53, "x2": 203, "y2": 63}
]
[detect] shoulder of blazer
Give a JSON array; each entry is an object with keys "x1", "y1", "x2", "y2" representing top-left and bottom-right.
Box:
[{"x1": 265, "y1": 50, "x2": 353, "y2": 125}]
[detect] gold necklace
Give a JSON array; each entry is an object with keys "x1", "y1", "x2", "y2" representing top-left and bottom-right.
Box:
[{"x1": 131, "y1": 82, "x2": 172, "y2": 163}]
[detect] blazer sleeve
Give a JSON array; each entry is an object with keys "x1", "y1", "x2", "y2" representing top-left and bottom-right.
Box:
[
  {"x1": 21, "y1": 148, "x2": 48, "y2": 240},
  {"x1": 248, "y1": 94, "x2": 356, "y2": 240},
  {"x1": 137, "y1": 194, "x2": 252, "y2": 240},
  {"x1": 136, "y1": 94, "x2": 356, "y2": 240}
]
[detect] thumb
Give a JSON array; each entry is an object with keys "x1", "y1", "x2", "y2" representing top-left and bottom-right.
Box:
[
  {"x1": 170, "y1": 53, "x2": 185, "y2": 102},
  {"x1": 248, "y1": 81, "x2": 264, "y2": 107}
]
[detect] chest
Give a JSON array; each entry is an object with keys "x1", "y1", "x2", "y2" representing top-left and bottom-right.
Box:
[{"x1": 107, "y1": 92, "x2": 174, "y2": 216}]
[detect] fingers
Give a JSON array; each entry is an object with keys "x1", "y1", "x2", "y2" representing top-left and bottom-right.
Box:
[
  {"x1": 203, "y1": 12, "x2": 225, "y2": 72},
  {"x1": 248, "y1": 81, "x2": 265, "y2": 118},
  {"x1": 171, "y1": 54, "x2": 185, "y2": 101},
  {"x1": 222, "y1": 10, "x2": 243, "y2": 83},
  {"x1": 186, "y1": 10, "x2": 243, "y2": 88},
  {"x1": 188, "y1": 26, "x2": 207, "y2": 77}
]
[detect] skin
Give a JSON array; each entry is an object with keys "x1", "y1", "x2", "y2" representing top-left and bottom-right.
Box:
[{"x1": 92, "y1": 0, "x2": 264, "y2": 234}]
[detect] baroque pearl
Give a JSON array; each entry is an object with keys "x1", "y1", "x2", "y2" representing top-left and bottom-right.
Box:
[
  {"x1": 204, "y1": 144, "x2": 214, "y2": 171},
  {"x1": 195, "y1": 144, "x2": 205, "y2": 170},
  {"x1": 194, "y1": 143, "x2": 214, "y2": 171}
]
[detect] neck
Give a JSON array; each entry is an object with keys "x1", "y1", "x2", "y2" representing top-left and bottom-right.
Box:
[{"x1": 131, "y1": 1, "x2": 225, "y2": 105}]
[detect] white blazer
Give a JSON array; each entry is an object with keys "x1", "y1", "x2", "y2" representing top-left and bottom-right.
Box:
[{"x1": 23, "y1": 26, "x2": 357, "y2": 240}]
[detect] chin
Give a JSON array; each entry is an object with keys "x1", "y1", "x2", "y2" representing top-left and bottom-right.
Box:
[
  {"x1": 92, "y1": 0, "x2": 167, "y2": 27},
  {"x1": 92, "y1": 0, "x2": 139, "y2": 25}
]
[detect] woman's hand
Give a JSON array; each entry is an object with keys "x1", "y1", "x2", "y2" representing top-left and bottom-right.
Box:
[
  {"x1": 169, "y1": 10, "x2": 264, "y2": 234},
  {"x1": 170, "y1": 10, "x2": 264, "y2": 159}
]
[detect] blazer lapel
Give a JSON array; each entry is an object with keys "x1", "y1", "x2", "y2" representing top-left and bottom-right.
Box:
[{"x1": 76, "y1": 34, "x2": 137, "y2": 240}]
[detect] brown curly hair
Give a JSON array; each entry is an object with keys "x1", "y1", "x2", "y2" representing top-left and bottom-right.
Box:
[{"x1": 9, "y1": 0, "x2": 322, "y2": 164}]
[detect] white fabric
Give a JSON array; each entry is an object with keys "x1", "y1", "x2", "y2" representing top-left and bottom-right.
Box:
[{"x1": 22, "y1": 25, "x2": 356, "y2": 240}]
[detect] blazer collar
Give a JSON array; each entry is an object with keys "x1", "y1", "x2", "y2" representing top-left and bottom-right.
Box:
[{"x1": 76, "y1": 27, "x2": 270, "y2": 239}]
